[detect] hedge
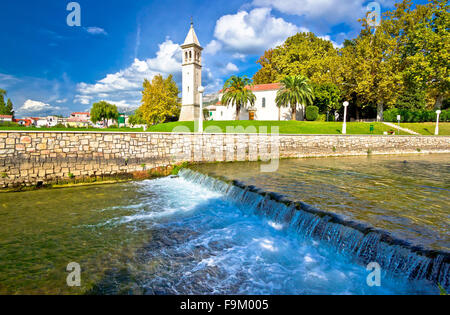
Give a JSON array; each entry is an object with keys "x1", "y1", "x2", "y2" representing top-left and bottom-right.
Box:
[
  {"x1": 306, "y1": 106, "x2": 319, "y2": 121},
  {"x1": 384, "y1": 108, "x2": 450, "y2": 123}
]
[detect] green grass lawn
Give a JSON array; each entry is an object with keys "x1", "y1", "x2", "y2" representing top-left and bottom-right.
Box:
[
  {"x1": 400, "y1": 123, "x2": 450, "y2": 136},
  {"x1": 147, "y1": 121, "x2": 395, "y2": 135},
  {"x1": 0, "y1": 126, "x2": 144, "y2": 132},
  {"x1": 1, "y1": 121, "x2": 448, "y2": 135}
]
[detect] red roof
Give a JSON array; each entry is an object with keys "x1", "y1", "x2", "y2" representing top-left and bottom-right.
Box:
[
  {"x1": 247, "y1": 83, "x2": 282, "y2": 92},
  {"x1": 219, "y1": 83, "x2": 282, "y2": 93},
  {"x1": 71, "y1": 112, "x2": 90, "y2": 116},
  {"x1": 0, "y1": 115, "x2": 13, "y2": 118},
  {"x1": 14, "y1": 119, "x2": 32, "y2": 126}
]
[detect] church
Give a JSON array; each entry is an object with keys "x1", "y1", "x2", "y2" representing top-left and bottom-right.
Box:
[{"x1": 179, "y1": 23, "x2": 305, "y2": 122}]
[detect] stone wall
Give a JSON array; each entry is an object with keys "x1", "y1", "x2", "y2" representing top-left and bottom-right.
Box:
[{"x1": 0, "y1": 131, "x2": 449, "y2": 187}]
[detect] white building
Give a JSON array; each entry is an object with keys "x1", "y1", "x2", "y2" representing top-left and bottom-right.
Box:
[
  {"x1": 208, "y1": 83, "x2": 306, "y2": 121},
  {"x1": 179, "y1": 23, "x2": 305, "y2": 122},
  {"x1": 179, "y1": 22, "x2": 203, "y2": 121},
  {"x1": 0, "y1": 115, "x2": 13, "y2": 122}
]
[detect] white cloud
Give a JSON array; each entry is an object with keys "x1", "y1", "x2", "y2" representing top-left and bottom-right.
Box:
[
  {"x1": 0, "y1": 73, "x2": 21, "y2": 88},
  {"x1": 17, "y1": 100, "x2": 62, "y2": 116},
  {"x1": 232, "y1": 53, "x2": 247, "y2": 61},
  {"x1": 319, "y1": 35, "x2": 343, "y2": 49},
  {"x1": 213, "y1": 8, "x2": 305, "y2": 55},
  {"x1": 252, "y1": 0, "x2": 365, "y2": 29},
  {"x1": 224, "y1": 62, "x2": 239, "y2": 74},
  {"x1": 75, "y1": 38, "x2": 182, "y2": 110},
  {"x1": 204, "y1": 40, "x2": 222, "y2": 55},
  {"x1": 86, "y1": 27, "x2": 108, "y2": 35}
]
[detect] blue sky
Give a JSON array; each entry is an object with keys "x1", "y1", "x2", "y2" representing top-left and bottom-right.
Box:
[{"x1": 0, "y1": 0, "x2": 427, "y2": 118}]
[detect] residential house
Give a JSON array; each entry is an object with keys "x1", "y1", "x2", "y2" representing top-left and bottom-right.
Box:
[
  {"x1": 0, "y1": 115, "x2": 13, "y2": 123},
  {"x1": 66, "y1": 112, "x2": 91, "y2": 128}
]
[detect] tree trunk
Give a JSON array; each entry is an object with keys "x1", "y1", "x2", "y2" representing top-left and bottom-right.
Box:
[
  {"x1": 278, "y1": 107, "x2": 281, "y2": 121},
  {"x1": 434, "y1": 94, "x2": 443, "y2": 110},
  {"x1": 235, "y1": 104, "x2": 240, "y2": 121},
  {"x1": 376, "y1": 100, "x2": 384, "y2": 122},
  {"x1": 291, "y1": 106, "x2": 297, "y2": 121}
]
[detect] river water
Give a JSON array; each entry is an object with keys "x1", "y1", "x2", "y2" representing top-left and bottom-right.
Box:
[{"x1": 0, "y1": 154, "x2": 448, "y2": 294}]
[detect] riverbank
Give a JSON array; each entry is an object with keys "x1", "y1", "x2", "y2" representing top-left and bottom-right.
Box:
[{"x1": 0, "y1": 131, "x2": 449, "y2": 189}]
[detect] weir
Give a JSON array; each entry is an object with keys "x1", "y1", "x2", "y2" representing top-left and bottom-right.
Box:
[{"x1": 179, "y1": 168, "x2": 449, "y2": 289}]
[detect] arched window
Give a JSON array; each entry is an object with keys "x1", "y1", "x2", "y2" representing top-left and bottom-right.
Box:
[
  {"x1": 262, "y1": 97, "x2": 266, "y2": 108},
  {"x1": 189, "y1": 51, "x2": 192, "y2": 59}
]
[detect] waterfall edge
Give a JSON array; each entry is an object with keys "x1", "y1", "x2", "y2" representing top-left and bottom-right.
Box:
[{"x1": 178, "y1": 168, "x2": 449, "y2": 290}]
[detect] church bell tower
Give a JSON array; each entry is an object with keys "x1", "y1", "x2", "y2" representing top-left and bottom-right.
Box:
[{"x1": 179, "y1": 21, "x2": 203, "y2": 121}]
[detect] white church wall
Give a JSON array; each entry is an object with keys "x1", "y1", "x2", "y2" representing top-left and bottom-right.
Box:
[{"x1": 208, "y1": 90, "x2": 305, "y2": 121}]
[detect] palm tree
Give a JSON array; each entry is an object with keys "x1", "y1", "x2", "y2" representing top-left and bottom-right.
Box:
[
  {"x1": 0, "y1": 89, "x2": 6, "y2": 97},
  {"x1": 276, "y1": 75, "x2": 314, "y2": 121},
  {"x1": 221, "y1": 76, "x2": 256, "y2": 120}
]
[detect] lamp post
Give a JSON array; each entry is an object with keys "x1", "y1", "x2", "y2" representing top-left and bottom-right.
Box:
[
  {"x1": 342, "y1": 101, "x2": 349, "y2": 134},
  {"x1": 198, "y1": 86, "x2": 205, "y2": 133},
  {"x1": 435, "y1": 110, "x2": 441, "y2": 136}
]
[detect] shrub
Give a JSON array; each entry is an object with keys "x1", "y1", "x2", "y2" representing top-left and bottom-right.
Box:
[
  {"x1": 0, "y1": 122, "x2": 19, "y2": 127},
  {"x1": 306, "y1": 106, "x2": 319, "y2": 121},
  {"x1": 384, "y1": 108, "x2": 450, "y2": 123},
  {"x1": 316, "y1": 114, "x2": 327, "y2": 122}
]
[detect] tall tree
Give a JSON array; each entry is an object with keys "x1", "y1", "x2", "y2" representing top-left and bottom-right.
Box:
[
  {"x1": 252, "y1": 49, "x2": 279, "y2": 84},
  {"x1": 6, "y1": 99, "x2": 14, "y2": 118},
  {"x1": 383, "y1": 0, "x2": 449, "y2": 109},
  {"x1": 275, "y1": 75, "x2": 314, "y2": 121},
  {"x1": 313, "y1": 83, "x2": 342, "y2": 119},
  {"x1": 0, "y1": 89, "x2": 6, "y2": 115},
  {"x1": 140, "y1": 74, "x2": 180, "y2": 125},
  {"x1": 221, "y1": 76, "x2": 256, "y2": 121},
  {"x1": 340, "y1": 13, "x2": 402, "y2": 121},
  {"x1": 128, "y1": 107, "x2": 146, "y2": 126},
  {"x1": 90, "y1": 101, "x2": 119, "y2": 127}
]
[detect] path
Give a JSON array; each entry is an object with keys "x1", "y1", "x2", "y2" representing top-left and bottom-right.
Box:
[{"x1": 382, "y1": 122, "x2": 420, "y2": 135}]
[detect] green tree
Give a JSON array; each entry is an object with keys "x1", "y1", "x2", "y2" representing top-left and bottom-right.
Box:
[
  {"x1": 90, "y1": 101, "x2": 119, "y2": 127},
  {"x1": 274, "y1": 33, "x2": 341, "y2": 85},
  {"x1": 252, "y1": 49, "x2": 279, "y2": 84},
  {"x1": 382, "y1": 0, "x2": 449, "y2": 109},
  {"x1": 221, "y1": 76, "x2": 256, "y2": 121},
  {"x1": 6, "y1": 99, "x2": 14, "y2": 118},
  {"x1": 128, "y1": 107, "x2": 146, "y2": 126},
  {"x1": 275, "y1": 75, "x2": 314, "y2": 121},
  {"x1": 253, "y1": 33, "x2": 341, "y2": 86},
  {"x1": 0, "y1": 89, "x2": 6, "y2": 115},
  {"x1": 313, "y1": 83, "x2": 342, "y2": 119},
  {"x1": 139, "y1": 74, "x2": 180, "y2": 125}
]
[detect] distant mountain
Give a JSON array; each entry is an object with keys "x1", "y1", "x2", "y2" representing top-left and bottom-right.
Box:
[{"x1": 203, "y1": 92, "x2": 220, "y2": 106}]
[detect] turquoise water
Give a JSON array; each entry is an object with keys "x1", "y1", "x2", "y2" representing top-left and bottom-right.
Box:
[
  {"x1": 0, "y1": 164, "x2": 443, "y2": 294},
  {"x1": 192, "y1": 154, "x2": 450, "y2": 253}
]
